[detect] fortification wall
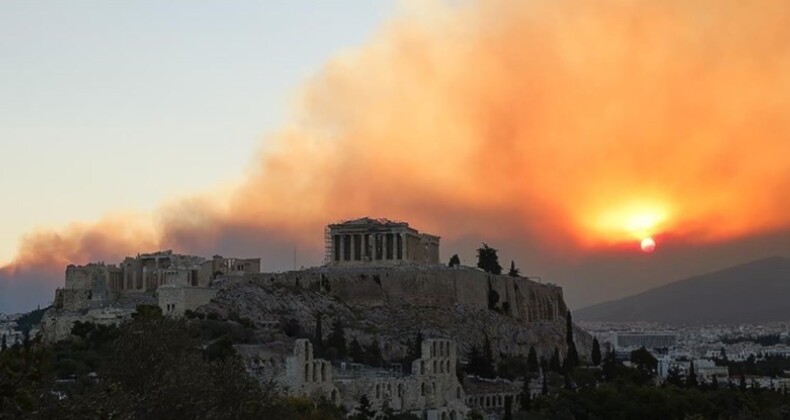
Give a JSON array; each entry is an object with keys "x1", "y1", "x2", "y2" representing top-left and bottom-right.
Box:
[
  {"x1": 248, "y1": 266, "x2": 565, "y2": 323},
  {"x1": 158, "y1": 285, "x2": 218, "y2": 316}
]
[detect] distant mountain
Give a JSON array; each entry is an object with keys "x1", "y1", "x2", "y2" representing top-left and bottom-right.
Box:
[{"x1": 575, "y1": 256, "x2": 790, "y2": 324}]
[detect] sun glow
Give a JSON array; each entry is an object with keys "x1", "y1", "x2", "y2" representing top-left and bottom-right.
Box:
[{"x1": 588, "y1": 201, "x2": 671, "y2": 245}]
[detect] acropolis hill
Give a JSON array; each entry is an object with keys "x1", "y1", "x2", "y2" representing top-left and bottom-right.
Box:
[{"x1": 40, "y1": 217, "x2": 589, "y2": 362}]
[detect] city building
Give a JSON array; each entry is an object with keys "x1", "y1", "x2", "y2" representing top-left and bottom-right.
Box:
[{"x1": 616, "y1": 333, "x2": 677, "y2": 349}]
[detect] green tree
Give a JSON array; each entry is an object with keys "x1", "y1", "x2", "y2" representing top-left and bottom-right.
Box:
[
  {"x1": 468, "y1": 340, "x2": 495, "y2": 379},
  {"x1": 527, "y1": 346, "x2": 539, "y2": 373},
  {"x1": 541, "y1": 372, "x2": 549, "y2": 395},
  {"x1": 665, "y1": 366, "x2": 684, "y2": 387},
  {"x1": 520, "y1": 374, "x2": 532, "y2": 411},
  {"x1": 630, "y1": 347, "x2": 657, "y2": 375},
  {"x1": 686, "y1": 361, "x2": 698, "y2": 388},
  {"x1": 487, "y1": 287, "x2": 500, "y2": 311},
  {"x1": 349, "y1": 338, "x2": 364, "y2": 363},
  {"x1": 508, "y1": 261, "x2": 520, "y2": 277},
  {"x1": 565, "y1": 311, "x2": 579, "y2": 371},
  {"x1": 476, "y1": 243, "x2": 502, "y2": 274},
  {"x1": 363, "y1": 339, "x2": 383, "y2": 367},
  {"x1": 353, "y1": 394, "x2": 375, "y2": 420},
  {"x1": 448, "y1": 254, "x2": 461, "y2": 268},
  {"x1": 591, "y1": 337, "x2": 602, "y2": 366},
  {"x1": 313, "y1": 313, "x2": 324, "y2": 355},
  {"x1": 325, "y1": 319, "x2": 347, "y2": 360},
  {"x1": 550, "y1": 347, "x2": 561, "y2": 373},
  {"x1": 482, "y1": 336, "x2": 496, "y2": 378}
]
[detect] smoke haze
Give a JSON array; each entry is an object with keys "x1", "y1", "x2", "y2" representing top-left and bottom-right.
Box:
[{"x1": 3, "y1": 0, "x2": 790, "y2": 313}]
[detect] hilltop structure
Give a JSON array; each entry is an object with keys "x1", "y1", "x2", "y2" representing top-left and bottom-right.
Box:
[
  {"x1": 43, "y1": 250, "x2": 260, "y2": 342},
  {"x1": 326, "y1": 218, "x2": 440, "y2": 266}
]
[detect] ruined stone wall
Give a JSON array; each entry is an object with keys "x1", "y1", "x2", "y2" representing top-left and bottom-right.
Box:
[
  {"x1": 54, "y1": 288, "x2": 91, "y2": 312},
  {"x1": 157, "y1": 285, "x2": 218, "y2": 316},
  {"x1": 40, "y1": 307, "x2": 135, "y2": 343},
  {"x1": 285, "y1": 339, "x2": 468, "y2": 419}
]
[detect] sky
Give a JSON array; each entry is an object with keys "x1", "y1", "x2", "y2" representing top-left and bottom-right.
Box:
[{"x1": 2, "y1": 0, "x2": 790, "y2": 314}]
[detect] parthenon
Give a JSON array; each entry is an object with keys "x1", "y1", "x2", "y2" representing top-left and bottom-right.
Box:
[{"x1": 325, "y1": 217, "x2": 440, "y2": 266}]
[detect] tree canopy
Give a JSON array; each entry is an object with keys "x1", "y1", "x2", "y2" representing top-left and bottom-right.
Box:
[{"x1": 476, "y1": 243, "x2": 502, "y2": 275}]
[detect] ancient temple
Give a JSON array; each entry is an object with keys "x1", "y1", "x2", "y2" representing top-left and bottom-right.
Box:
[{"x1": 325, "y1": 218, "x2": 440, "y2": 266}]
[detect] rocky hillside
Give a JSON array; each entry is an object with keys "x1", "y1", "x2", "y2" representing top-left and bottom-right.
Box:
[{"x1": 201, "y1": 265, "x2": 592, "y2": 363}]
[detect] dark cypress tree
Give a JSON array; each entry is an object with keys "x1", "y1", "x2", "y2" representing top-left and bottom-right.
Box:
[
  {"x1": 508, "y1": 261, "x2": 520, "y2": 277},
  {"x1": 711, "y1": 375, "x2": 720, "y2": 391},
  {"x1": 564, "y1": 311, "x2": 579, "y2": 370},
  {"x1": 349, "y1": 338, "x2": 364, "y2": 363},
  {"x1": 602, "y1": 348, "x2": 617, "y2": 382},
  {"x1": 409, "y1": 330, "x2": 424, "y2": 360},
  {"x1": 313, "y1": 313, "x2": 324, "y2": 355},
  {"x1": 363, "y1": 338, "x2": 383, "y2": 367},
  {"x1": 686, "y1": 361, "x2": 698, "y2": 388},
  {"x1": 520, "y1": 374, "x2": 532, "y2": 411},
  {"x1": 476, "y1": 243, "x2": 502, "y2": 274},
  {"x1": 541, "y1": 372, "x2": 549, "y2": 395},
  {"x1": 468, "y1": 346, "x2": 484, "y2": 376},
  {"x1": 503, "y1": 395, "x2": 513, "y2": 420},
  {"x1": 527, "y1": 346, "x2": 539, "y2": 373},
  {"x1": 449, "y1": 254, "x2": 461, "y2": 268},
  {"x1": 353, "y1": 394, "x2": 375, "y2": 420},
  {"x1": 326, "y1": 319, "x2": 347, "y2": 359},
  {"x1": 550, "y1": 347, "x2": 561, "y2": 373},
  {"x1": 482, "y1": 336, "x2": 496, "y2": 378},
  {"x1": 591, "y1": 337, "x2": 602, "y2": 366},
  {"x1": 1, "y1": 334, "x2": 6, "y2": 352}
]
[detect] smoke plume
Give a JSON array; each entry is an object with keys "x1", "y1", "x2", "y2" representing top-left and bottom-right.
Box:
[{"x1": 4, "y1": 0, "x2": 790, "y2": 312}]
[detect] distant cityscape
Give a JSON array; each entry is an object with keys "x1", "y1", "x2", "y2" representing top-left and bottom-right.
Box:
[{"x1": 582, "y1": 321, "x2": 790, "y2": 389}]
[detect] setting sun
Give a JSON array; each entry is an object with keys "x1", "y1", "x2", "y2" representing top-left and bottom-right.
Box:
[{"x1": 640, "y1": 237, "x2": 656, "y2": 253}]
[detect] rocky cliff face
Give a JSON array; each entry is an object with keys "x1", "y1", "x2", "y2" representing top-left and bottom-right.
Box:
[{"x1": 202, "y1": 266, "x2": 592, "y2": 362}]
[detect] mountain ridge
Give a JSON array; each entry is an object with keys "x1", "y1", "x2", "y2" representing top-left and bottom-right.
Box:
[{"x1": 575, "y1": 256, "x2": 790, "y2": 324}]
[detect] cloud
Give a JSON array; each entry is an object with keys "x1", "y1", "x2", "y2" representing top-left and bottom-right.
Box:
[{"x1": 4, "y1": 0, "x2": 790, "y2": 312}]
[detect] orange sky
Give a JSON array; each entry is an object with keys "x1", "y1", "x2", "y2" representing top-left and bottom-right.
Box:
[{"x1": 4, "y1": 0, "x2": 790, "y2": 310}]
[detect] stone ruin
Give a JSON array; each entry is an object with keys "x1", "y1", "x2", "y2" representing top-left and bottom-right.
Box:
[
  {"x1": 285, "y1": 338, "x2": 468, "y2": 420},
  {"x1": 42, "y1": 250, "x2": 260, "y2": 342},
  {"x1": 325, "y1": 217, "x2": 440, "y2": 266}
]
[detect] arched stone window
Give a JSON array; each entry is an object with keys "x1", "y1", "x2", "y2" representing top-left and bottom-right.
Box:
[
  {"x1": 376, "y1": 384, "x2": 381, "y2": 399},
  {"x1": 485, "y1": 396, "x2": 491, "y2": 407},
  {"x1": 433, "y1": 360, "x2": 437, "y2": 373},
  {"x1": 321, "y1": 363, "x2": 327, "y2": 382},
  {"x1": 421, "y1": 382, "x2": 426, "y2": 396},
  {"x1": 304, "y1": 363, "x2": 310, "y2": 382}
]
